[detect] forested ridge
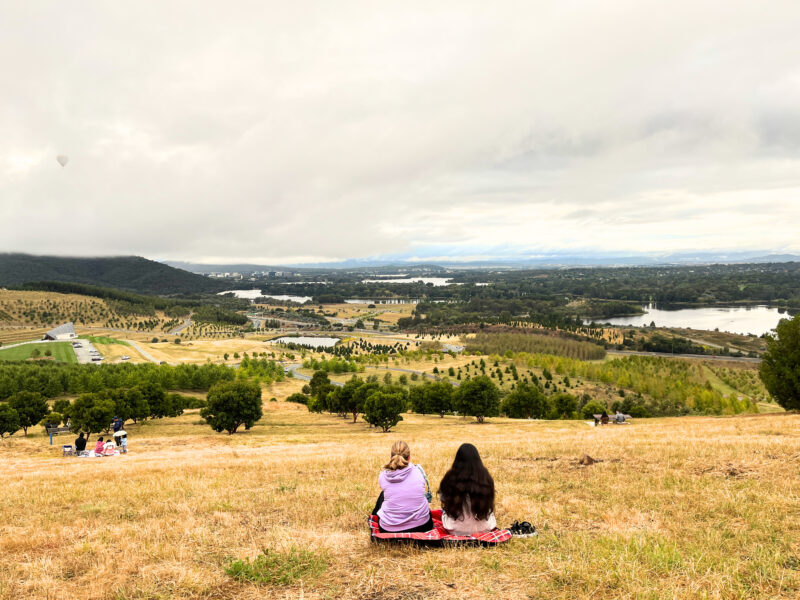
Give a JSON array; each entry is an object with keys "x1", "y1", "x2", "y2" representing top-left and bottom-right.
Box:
[{"x1": 0, "y1": 254, "x2": 226, "y2": 295}]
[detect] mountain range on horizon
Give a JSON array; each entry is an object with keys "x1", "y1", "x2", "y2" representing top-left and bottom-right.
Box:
[{"x1": 164, "y1": 251, "x2": 800, "y2": 274}]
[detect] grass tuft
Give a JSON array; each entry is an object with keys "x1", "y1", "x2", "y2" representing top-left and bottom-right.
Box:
[{"x1": 225, "y1": 546, "x2": 328, "y2": 585}]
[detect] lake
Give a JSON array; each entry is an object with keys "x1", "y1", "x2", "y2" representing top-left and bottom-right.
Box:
[
  {"x1": 588, "y1": 304, "x2": 791, "y2": 336},
  {"x1": 219, "y1": 290, "x2": 312, "y2": 303},
  {"x1": 361, "y1": 277, "x2": 456, "y2": 286},
  {"x1": 345, "y1": 298, "x2": 419, "y2": 304},
  {"x1": 270, "y1": 336, "x2": 339, "y2": 348}
]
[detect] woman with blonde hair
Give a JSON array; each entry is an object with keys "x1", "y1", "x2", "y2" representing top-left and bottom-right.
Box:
[{"x1": 371, "y1": 441, "x2": 433, "y2": 533}]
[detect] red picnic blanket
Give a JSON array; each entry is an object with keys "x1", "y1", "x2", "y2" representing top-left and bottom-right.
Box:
[{"x1": 369, "y1": 509, "x2": 512, "y2": 546}]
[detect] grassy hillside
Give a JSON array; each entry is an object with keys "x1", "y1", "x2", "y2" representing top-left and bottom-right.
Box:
[
  {"x1": 1, "y1": 403, "x2": 797, "y2": 599},
  {"x1": 0, "y1": 341, "x2": 76, "y2": 363},
  {"x1": 0, "y1": 254, "x2": 226, "y2": 295}
]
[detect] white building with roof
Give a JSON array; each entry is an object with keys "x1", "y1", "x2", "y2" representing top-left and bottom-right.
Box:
[{"x1": 43, "y1": 322, "x2": 77, "y2": 340}]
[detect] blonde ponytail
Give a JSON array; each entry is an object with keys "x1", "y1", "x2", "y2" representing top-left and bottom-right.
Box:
[{"x1": 383, "y1": 441, "x2": 410, "y2": 471}]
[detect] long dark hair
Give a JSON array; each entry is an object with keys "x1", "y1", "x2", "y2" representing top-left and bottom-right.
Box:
[{"x1": 438, "y1": 443, "x2": 495, "y2": 521}]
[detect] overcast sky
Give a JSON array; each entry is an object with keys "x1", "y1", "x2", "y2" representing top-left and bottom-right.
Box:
[{"x1": 2, "y1": 1, "x2": 800, "y2": 264}]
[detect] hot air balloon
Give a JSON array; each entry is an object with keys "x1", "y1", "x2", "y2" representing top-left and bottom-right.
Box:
[{"x1": 56, "y1": 155, "x2": 69, "y2": 167}]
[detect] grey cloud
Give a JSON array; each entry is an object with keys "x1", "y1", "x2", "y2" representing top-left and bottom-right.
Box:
[{"x1": 2, "y1": 1, "x2": 800, "y2": 262}]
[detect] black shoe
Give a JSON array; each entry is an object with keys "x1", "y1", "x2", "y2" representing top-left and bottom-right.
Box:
[{"x1": 509, "y1": 520, "x2": 537, "y2": 537}]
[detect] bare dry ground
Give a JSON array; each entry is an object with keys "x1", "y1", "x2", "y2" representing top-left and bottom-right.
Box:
[
  {"x1": 2, "y1": 402, "x2": 799, "y2": 600},
  {"x1": 323, "y1": 303, "x2": 416, "y2": 325}
]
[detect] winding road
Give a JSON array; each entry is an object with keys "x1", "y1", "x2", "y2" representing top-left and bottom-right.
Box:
[
  {"x1": 168, "y1": 319, "x2": 193, "y2": 335},
  {"x1": 126, "y1": 340, "x2": 161, "y2": 364}
]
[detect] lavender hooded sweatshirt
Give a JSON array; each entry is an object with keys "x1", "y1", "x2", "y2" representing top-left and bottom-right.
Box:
[{"x1": 377, "y1": 464, "x2": 430, "y2": 532}]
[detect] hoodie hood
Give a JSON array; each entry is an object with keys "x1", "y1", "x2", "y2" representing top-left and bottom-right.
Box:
[{"x1": 382, "y1": 464, "x2": 413, "y2": 483}]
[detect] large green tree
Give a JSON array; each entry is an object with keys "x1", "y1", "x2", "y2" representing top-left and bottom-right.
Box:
[
  {"x1": 501, "y1": 382, "x2": 547, "y2": 419},
  {"x1": 760, "y1": 314, "x2": 800, "y2": 410},
  {"x1": 454, "y1": 376, "x2": 499, "y2": 423},
  {"x1": 201, "y1": 381, "x2": 262, "y2": 434},
  {"x1": 549, "y1": 392, "x2": 578, "y2": 420},
  {"x1": 424, "y1": 381, "x2": 453, "y2": 417},
  {"x1": 409, "y1": 385, "x2": 427, "y2": 415},
  {"x1": 69, "y1": 394, "x2": 116, "y2": 434},
  {"x1": 363, "y1": 389, "x2": 408, "y2": 432},
  {"x1": 338, "y1": 376, "x2": 365, "y2": 422},
  {"x1": 8, "y1": 391, "x2": 49, "y2": 435},
  {"x1": 0, "y1": 403, "x2": 20, "y2": 438}
]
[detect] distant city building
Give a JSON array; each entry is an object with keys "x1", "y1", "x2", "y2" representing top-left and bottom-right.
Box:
[{"x1": 43, "y1": 322, "x2": 77, "y2": 340}]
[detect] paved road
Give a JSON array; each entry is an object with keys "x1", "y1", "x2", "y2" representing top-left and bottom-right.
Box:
[
  {"x1": 126, "y1": 340, "x2": 161, "y2": 363},
  {"x1": 607, "y1": 350, "x2": 761, "y2": 363},
  {"x1": 284, "y1": 363, "x2": 343, "y2": 387},
  {"x1": 168, "y1": 319, "x2": 193, "y2": 335},
  {"x1": 0, "y1": 339, "x2": 59, "y2": 350}
]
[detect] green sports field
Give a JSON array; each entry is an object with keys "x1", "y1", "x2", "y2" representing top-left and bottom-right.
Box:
[{"x1": 0, "y1": 341, "x2": 77, "y2": 363}]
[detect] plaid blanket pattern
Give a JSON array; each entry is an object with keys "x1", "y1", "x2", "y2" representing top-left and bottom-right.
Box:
[{"x1": 369, "y1": 509, "x2": 512, "y2": 545}]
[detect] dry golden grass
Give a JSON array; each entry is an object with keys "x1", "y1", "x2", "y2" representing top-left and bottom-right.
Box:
[
  {"x1": 93, "y1": 342, "x2": 149, "y2": 364},
  {"x1": 2, "y1": 397, "x2": 799, "y2": 600},
  {"x1": 323, "y1": 303, "x2": 416, "y2": 325},
  {"x1": 142, "y1": 339, "x2": 280, "y2": 364}
]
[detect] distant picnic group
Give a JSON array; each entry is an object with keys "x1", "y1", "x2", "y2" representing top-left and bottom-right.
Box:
[{"x1": 68, "y1": 416, "x2": 128, "y2": 457}]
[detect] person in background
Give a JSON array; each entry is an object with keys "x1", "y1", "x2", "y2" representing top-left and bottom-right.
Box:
[
  {"x1": 113, "y1": 429, "x2": 128, "y2": 454},
  {"x1": 372, "y1": 441, "x2": 433, "y2": 533},
  {"x1": 112, "y1": 417, "x2": 123, "y2": 433},
  {"x1": 438, "y1": 443, "x2": 497, "y2": 536},
  {"x1": 94, "y1": 436, "x2": 105, "y2": 455},
  {"x1": 74, "y1": 432, "x2": 87, "y2": 454},
  {"x1": 102, "y1": 438, "x2": 116, "y2": 456}
]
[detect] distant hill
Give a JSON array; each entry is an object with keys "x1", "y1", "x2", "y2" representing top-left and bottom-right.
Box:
[{"x1": 0, "y1": 254, "x2": 227, "y2": 295}]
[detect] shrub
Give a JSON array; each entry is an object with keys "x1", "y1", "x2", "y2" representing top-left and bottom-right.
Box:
[
  {"x1": 53, "y1": 398, "x2": 71, "y2": 415},
  {"x1": 41, "y1": 412, "x2": 63, "y2": 426},
  {"x1": 424, "y1": 381, "x2": 453, "y2": 417},
  {"x1": 501, "y1": 382, "x2": 547, "y2": 419},
  {"x1": 8, "y1": 391, "x2": 49, "y2": 435},
  {"x1": 226, "y1": 547, "x2": 328, "y2": 585},
  {"x1": 70, "y1": 394, "x2": 116, "y2": 434},
  {"x1": 0, "y1": 403, "x2": 21, "y2": 438},
  {"x1": 454, "y1": 376, "x2": 499, "y2": 423},
  {"x1": 581, "y1": 401, "x2": 608, "y2": 419},
  {"x1": 759, "y1": 314, "x2": 800, "y2": 410},
  {"x1": 409, "y1": 386, "x2": 427, "y2": 414},
  {"x1": 286, "y1": 393, "x2": 309, "y2": 405},
  {"x1": 549, "y1": 393, "x2": 578, "y2": 419},
  {"x1": 180, "y1": 395, "x2": 207, "y2": 409},
  {"x1": 363, "y1": 390, "x2": 407, "y2": 432},
  {"x1": 307, "y1": 396, "x2": 326, "y2": 413},
  {"x1": 201, "y1": 381, "x2": 262, "y2": 434}
]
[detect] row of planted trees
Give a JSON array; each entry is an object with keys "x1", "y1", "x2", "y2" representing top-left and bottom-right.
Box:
[
  {"x1": 283, "y1": 370, "x2": 618, "y2": 432},
  {"x1": 0, "y1": 384, "x2": 202, "y2": 439}
]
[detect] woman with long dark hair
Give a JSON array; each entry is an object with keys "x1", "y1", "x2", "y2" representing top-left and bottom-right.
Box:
[{"x1": 438, "y1": 443, "x2": 497, "y2": 535}]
